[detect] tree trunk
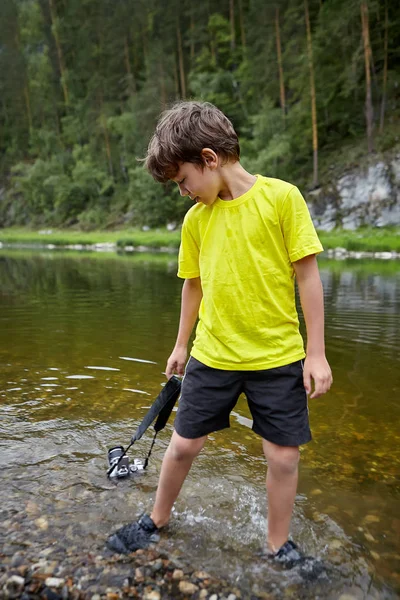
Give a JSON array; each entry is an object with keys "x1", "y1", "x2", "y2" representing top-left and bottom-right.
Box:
[
  {"x1": 229, "y1": 0, "x2": 236, "y2": 53},
  {"x1": 210, "y1": 37, "x2": 217, "y2": 64},
  {"x1": 176, "y1": 19, "x2": 186, "y2": 98},
  {"x1": 173, "y1": 55, "x2": 180, "y2": 99},
  {"x1": 379, "y1": 1, "x2": 388, "y2": 133},
  {"x1": 23, "y1": 86, "x2": 33, "y2": 130},
  {"x1": 361, "y1": 2, "x2": 374, "y2": 152},
  {"x1": 207, "y1": 1, "x2": 217, "y2": 64},
  {"x1": 304, "y1": 0, "x2": 318, "y2": 187},
  {"x1": 238, "y1": 0, "x2": 246, "y2": 50},
  {"x1": 15, "y1": 30, "x2": 33, "y2": 130},
  {"x1": 100, "y1": 109, "x2": 113, "y2": 177},
  {"x1": 159, "y1": 60, "x2": 167, "y2": 107},
  {"x1": 141, "y1": 27, "x2": 148, "y2": 67},
  {"x1": 48, "y1": 0, "x2": 69, "y2": 108},
  {"x1": 124, "y1": 36, "x2": 136, "y2": 95},
  {"x1": 190, "y1": 9, "x2": 195, "y2": 63},
  {"x1": 275, "y1": 6, "x2": 286, "y2": 122}
]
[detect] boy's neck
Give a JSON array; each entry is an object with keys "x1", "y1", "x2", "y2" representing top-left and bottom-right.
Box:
[{"x1": 217, "y1": 162, "x2": 257, "y2": 201}]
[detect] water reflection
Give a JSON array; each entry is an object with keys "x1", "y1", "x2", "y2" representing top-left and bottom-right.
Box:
[{"x1": 0, "y1": 250, "x2": 399, "y2": 597}]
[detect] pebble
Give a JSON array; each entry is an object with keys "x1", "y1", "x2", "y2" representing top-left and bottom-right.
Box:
[
  {"x1": 45, "y1": 577, "x2": 66, "y2": 588},
  {"x1": 179, "y1": 581, "x2": 199, "y2": 594},
  {"x1": 209, "y1": 595, "x2": 219, "y2": 600},
  {"x1": 149, "y1": 559, "x2": 163, "y2": 573},
  {"x1": 143, "y1": 591, "x2": 161, "y2": 600},
  {"x1": 135, "y1": 567, "x2": 144, "y2": 582},
  {"x1": 7, "y1": 575, "x2": 25, "y2": 586},
  {"x1": 16, "y1": 565, "x2": 29, "y2": 577},
  {"x1": 26, "y1": 500, "x2": 40, "y2": 515},
  {"x1": 364, "y1": 514, "x2": 380, "y2": 524},
  {"x1": 10, "y1": 552, "x2": 25, "y2": 567},
  {"x1": 199, "y1": 591, "x2": 209, "y2": 599},
  {"x1": 40, "y1": 547, "x2": 55, "y2": 558},
  {"x1": 194, "y1": 570, "x2": 211, "y2": 580},
  {"x1": 311, "y1": 511, "x2": 325, "y2": 523},
  {"x1": 172, "y1": 569, "x2": 184, "y2": 580},
  {"x1": 35, "y1": 517, "x2": 49, "y2": 531},
  {"x1": 329, "y1": 539, "x2": 343, "y2": 550},
  {"x1": 3, "y1": 575, "x2": 25, "y2": 599},
  {"x1": 337, "y1": 596, "x2": 359, "y2": 600}
]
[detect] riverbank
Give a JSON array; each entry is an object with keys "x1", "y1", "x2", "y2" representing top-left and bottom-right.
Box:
[
  {"x1": 1, "y1": 504, "x2": 331, "y2": 600},
  {"x1": 1, "y1": 226, "x2": 400, "y2": 258},
  {"x1": 0, "y1": 510, "x2": 241, "y2": 600},
  {"x1": 0, "y1": 228, "x2": 181, "y2": 251}
]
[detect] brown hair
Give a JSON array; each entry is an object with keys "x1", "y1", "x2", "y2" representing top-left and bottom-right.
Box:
[{"x1": 145, "y1": 101, "x2": 240, "y2": 183}]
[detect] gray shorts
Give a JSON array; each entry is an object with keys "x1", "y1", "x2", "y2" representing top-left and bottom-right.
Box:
[{"x1": 174, "y1": 356, "x2": 311, "y2": 447}]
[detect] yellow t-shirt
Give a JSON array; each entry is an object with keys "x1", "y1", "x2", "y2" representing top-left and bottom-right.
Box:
[{"x1": 178, "y1": 175, "x2": 323, "y2": 370}]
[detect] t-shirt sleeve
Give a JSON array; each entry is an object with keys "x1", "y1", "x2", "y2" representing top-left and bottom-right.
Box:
[
  {"x1": 280, "y1": 186, "x2": 323, "y2": 263},
  {"x1": 177, "y1": 217, "x2": 200, "y2": 279}
]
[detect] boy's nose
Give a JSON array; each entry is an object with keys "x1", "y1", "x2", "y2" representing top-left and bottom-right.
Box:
[{"x1": 179, "y1": 186, "x2": 188, "y2": 197}]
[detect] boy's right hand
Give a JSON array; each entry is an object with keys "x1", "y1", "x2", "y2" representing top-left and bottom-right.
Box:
[{"x1": 165, "y1": 345, "x2": 187, "y2": 379}]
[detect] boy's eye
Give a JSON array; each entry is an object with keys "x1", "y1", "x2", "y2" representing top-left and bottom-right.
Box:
[{"x1": 178, "y1": 178, "x2": 185, "y2": 185}]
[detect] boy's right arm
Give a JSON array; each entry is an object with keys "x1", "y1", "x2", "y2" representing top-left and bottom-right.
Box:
[{"x1": 165, "y1": 277, "x2": 203, "y2": 379}]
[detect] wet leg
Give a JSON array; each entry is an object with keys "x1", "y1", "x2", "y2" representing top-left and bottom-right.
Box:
[
  {"x1": 150, "y1": 431, "x2": 207, "y2": 528},
  {"x1": 262, "y1": 439, "x2": 300, "y2": 552}
]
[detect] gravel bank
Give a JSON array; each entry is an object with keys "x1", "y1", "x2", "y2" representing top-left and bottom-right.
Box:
[{"x1": 1, "y1": 545, "x2": 245, "y2": 600}]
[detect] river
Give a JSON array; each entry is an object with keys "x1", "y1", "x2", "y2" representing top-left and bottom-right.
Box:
[{"x1": 1, "y1": 249, "x2": 399, "y2": 599}]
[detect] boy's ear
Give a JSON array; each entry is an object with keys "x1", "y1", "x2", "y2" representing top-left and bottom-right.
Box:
[{"x1": 200, "y1": 148, "x2": 218, "y2": 168}]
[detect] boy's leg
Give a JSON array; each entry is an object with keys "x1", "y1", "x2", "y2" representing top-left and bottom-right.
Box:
[
  {"x1": 107, "y1": 357, "x2": 242, "y2": 554},
  {"x1": 243, "y1": 360, "x2": 311, "y2": 553},
  {"x1": 262, "y1": 439, "x2": 299, "y2": 552},
  {"x1": 106, "y1": 430, "x2": 207, "y2": 554},
  {"x1": 150, "y1": 358, "x2": 242, "y2": 527},
  {"x1": 150, "y1": 430, "x2": 207, "y2": 528}
]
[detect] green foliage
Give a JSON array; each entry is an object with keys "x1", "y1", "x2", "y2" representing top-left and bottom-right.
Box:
[
  {"x1": 9, "y1": 158, "x2": 64, "y2": 224},
  {"x1": 0, "y1": 0, "x2": 399, "y2": 229},
  {"x1": 127, "y1": 168, "x2": 191, "y2": 228}
]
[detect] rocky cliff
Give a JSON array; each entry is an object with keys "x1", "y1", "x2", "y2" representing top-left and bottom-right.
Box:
[{"x1": 307, "y1": 152, "x2": 400, "y2": 230}]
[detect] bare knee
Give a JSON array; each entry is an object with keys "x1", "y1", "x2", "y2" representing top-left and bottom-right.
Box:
[
  {"x1": 167, "y1": 431, "x2": 207, "y2": 462},
  {"x1": 262, "y1": 439, "x2": 300, "y2": 476}
]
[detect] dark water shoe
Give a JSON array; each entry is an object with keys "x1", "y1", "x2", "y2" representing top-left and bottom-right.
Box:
[
  {"x1": 270, "y1": 540, "x2": 325, "y2": 579},
  {"x1": 271, "y1": 540, "x2": 306, "y2": 567},
  {"x1": 106, "y1": 514, "x2": 160, "y2": 554}
]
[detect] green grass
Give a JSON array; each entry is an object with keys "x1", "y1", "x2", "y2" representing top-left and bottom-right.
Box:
[
  {"x1": 1, "y1": 226, "x2": 400, "y2": 253},
  {"x1": 0, "y1": 227, "x2": 181, "y2": 249},
  {"x1": 318, "y1": 227, "x2": 400, "y2": 253}
]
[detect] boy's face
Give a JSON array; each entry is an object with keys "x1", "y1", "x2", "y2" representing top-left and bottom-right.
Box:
[{"x1": 172, "y1": 161, "x2": 221, "y2": 207}]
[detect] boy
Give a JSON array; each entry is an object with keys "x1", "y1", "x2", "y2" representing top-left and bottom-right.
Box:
[{"x1": 107, "y1": 101, "x2": 332, "y2": 564}]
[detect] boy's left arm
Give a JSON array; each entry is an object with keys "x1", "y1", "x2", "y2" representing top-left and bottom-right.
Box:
[{"x1": 293, "y1": 254, "x2": 333, "y2": 399}]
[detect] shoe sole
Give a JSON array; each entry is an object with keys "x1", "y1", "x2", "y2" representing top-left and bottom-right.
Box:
[{"x1": 106, "y1": 531, "x2": 160, "y2": 554}]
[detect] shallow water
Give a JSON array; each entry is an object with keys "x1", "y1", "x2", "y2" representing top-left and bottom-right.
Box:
[{"x1": 1, "y1": 249, "x2": 399, "y2": 598}]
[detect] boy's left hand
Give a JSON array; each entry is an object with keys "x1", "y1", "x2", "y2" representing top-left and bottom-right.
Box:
[{"x1": 303, "y1": 355, "x2": 332, "y2": 399}]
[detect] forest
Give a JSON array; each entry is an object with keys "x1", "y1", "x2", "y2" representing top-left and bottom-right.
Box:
[{"x1": 0, "y1": 0, "x2": 399, "y2": 229}]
